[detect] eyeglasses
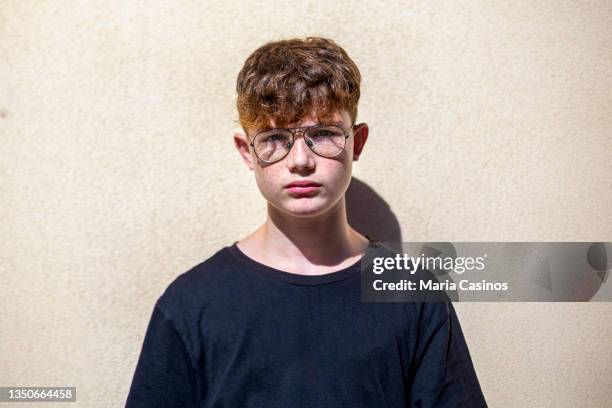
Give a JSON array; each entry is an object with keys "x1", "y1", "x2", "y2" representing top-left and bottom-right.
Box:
[{"x1": 249, "y1": 124, "x2": 351, "y2": 164}]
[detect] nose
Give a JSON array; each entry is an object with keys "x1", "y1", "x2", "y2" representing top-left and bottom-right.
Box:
[{"x1": 286, "y1": 130, "x2": 315, "y2": 170}]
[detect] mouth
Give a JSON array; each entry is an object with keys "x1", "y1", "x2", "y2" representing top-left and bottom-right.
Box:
[
  {"x1": 286, "y1": 185, "x2": 320, "y2": 194},
  {"x1": 285, "y1": 181, "x2": 322, "y2": 195}
]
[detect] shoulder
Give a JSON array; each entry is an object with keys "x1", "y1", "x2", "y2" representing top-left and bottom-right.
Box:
[
  {"x1": 136, "y1": 246, "x2": 238, "y2": 361},
  {"x1": 390, "y1": 299, "x2": 453, "y2": 331},
  {"x1": 155, "y1": 245, "x2": 237, "y2": 319}
]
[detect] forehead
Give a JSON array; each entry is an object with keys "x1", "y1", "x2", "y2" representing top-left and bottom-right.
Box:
[{"x1": 267, "y1": 109, "x2": 350, "y2": 129}]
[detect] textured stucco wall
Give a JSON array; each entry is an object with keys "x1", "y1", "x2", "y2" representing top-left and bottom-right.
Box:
[{"x1": 1, "y1": 1, "x2": 611, "y2": 407}]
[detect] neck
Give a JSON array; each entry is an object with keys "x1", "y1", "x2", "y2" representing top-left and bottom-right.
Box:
[{"x1": 257, "y1": 197, "x2": 367, "y2": 267}]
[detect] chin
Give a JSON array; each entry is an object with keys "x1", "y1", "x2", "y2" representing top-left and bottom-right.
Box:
[{"x1": 282, "y1": 200, "x2": 330, "y2": 218}]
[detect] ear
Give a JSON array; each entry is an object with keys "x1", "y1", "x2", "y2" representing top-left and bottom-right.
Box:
[
  {"x1": 352, "y1": 123, "x2": 369, "y2": 161},
  {"x1": 233, "y1": 131, "x2": 255, "y2": 171}
]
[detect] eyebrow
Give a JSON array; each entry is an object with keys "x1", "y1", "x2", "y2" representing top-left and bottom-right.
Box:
[
  {"x1": 324, "y1": 120, "x2": 346, "y2": 127},
  {"x1": 260, "y1": 120, "x2": 347, "y2": 132}
]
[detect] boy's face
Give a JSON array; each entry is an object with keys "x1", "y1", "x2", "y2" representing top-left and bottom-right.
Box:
[{"x1": 234, "y1": 109, "x2": 368, "y2": 218}]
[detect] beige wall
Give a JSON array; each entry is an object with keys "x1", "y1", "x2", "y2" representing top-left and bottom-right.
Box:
[{"x1": 1, "y1": 1, "x2": 611, "y2": 406}]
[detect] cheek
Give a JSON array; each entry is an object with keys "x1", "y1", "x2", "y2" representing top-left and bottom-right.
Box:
[
  {"x1": 253, "y1": 169, "x2": 279, "y2": 198},
  {"x1": 321, "y1": 160, "x2": 352, "y2": 189}
]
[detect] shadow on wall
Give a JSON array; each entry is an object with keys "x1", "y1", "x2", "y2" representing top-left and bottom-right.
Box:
[
  {"x1": 346, "y1": 177, "x2": 402, "y2": 243},
  {"x1": 346, "y1": 178, "x2": 610, "y2": 301}
]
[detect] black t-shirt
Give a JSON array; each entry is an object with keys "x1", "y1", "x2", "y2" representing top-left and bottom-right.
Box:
[{"x1": 126, "y1": 242, "x2": 488, "y2": 407}]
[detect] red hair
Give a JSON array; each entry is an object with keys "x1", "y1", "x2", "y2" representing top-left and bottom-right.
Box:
[{"x1": 236, "y1": 37, "x2": 361, "y2": 135}]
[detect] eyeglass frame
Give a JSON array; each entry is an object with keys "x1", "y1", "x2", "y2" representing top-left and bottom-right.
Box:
[{"x1": 248, "y1": 122, "x2": 355, "y2": 164}]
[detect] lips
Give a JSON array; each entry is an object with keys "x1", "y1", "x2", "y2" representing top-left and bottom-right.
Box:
[
  {"x1": 285, "y1": 180, "x2": 322, "y2": 188},
  {"x1": 285, "y1": 180, "x2": 321, "y2": 196}
]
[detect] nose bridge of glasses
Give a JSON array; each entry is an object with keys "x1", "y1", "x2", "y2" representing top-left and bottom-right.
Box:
[{"x1": 288, "y1": 128, "x2": 313, "y2": 147}]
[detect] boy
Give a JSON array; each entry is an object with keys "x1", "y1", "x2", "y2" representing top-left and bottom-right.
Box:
[{"x1": 126, "y1": 37, "x2": 487, "y2": 407}]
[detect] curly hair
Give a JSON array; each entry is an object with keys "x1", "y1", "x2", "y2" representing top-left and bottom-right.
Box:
[{"x1": 236, "y1": 37, "x2": 361, "y2": 135}]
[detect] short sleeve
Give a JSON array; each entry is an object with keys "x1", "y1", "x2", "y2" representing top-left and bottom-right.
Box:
[
  {"x1": 125, "y1": 305, "x2": 199, "y2": 407},
  {"x1": 408, "y1": 302, "x2": 488, "y2": 407}
]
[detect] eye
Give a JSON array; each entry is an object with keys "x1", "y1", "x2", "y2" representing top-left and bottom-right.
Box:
[
  {"x1": 310, "y1": 126, "x2": 344, "y2": 138},
  {"x1": 263, "y1": 133, "x2": 288, "y2": 142}
]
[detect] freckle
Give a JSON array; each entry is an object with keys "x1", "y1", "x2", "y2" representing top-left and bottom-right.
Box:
[{"x1": 0, "y1": 110, "x2": 7, "y2": 119}]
